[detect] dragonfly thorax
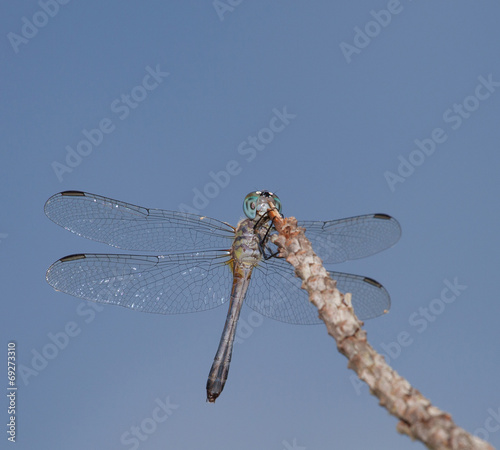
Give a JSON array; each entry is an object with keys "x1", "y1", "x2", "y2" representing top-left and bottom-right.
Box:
[{"x1": 230, "y1": 218, "x2": 268, "y2": 267}]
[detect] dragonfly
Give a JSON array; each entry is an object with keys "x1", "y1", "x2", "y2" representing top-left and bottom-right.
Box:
[{"x1": 45, "y1": 190, "x2": 401, "y2": 402}]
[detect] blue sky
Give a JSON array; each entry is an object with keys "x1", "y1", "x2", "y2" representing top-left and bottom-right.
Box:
[{"x1": 2, "y1": 1, "x2": 500, "y2": 449}]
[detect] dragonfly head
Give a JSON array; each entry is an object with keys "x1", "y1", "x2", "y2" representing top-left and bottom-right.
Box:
[{"x1": 243, "y1": 191, "x2": 281, "y2": 219}]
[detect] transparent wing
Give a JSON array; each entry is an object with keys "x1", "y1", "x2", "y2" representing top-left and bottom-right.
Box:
[
  {"x1": 298, "y1": 214, "x2": 401, "y2": 264},
  {"x1": 44, "y1": 191, "x2": 235, "y2": 252},
  {"x1": 244, "y1": 257, "x2": 391, "y2": 324},
  {"x1": 46, "y1": 251, "x2": 234, "y2": 314}
]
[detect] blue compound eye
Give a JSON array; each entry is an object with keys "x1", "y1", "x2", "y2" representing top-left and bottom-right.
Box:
[
  {"x1": 243, "y1": 192, "x2": 259, "y2": 219},
  {"x1": 271, "y1": 194, "x2": 281, "y2": 214},
  {"x1": 243, "y1": 191, "x2": 282, "y2": 218}
]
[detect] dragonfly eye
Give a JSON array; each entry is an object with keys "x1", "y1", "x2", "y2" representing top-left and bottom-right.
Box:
[
  {"x1": 243, "y1": 193, "x2": 259, "y2": 219},
  {"x1": 243, "y1": 191, "x2": 281, "y2": 219},
  {"x1": 272, "y1": 194, "x2": 282, "y2": 213}
]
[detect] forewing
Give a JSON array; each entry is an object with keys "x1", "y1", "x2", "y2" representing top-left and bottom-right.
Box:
[
  {"x1": 44, "y1": 191, "x2": 235, "y2": 252},
  {"x1": 46, "y1": 251, "x2": 234, "y2": 314},
  {"x1": 298, "y1": 214, "x2": 401, "y2": 264},
  {"x1": 244, "y1": 257, "x2": 391, "y2": 324}
]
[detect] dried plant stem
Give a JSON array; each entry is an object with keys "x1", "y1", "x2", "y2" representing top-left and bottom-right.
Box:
[{"x1": 268, "y1": 211, "x2": 493, "y2": 450}]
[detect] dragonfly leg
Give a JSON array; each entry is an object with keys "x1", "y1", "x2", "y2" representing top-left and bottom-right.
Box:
[
  {"x1": 252, "y1": 214, "x2": 279, "y2": 260},
  {"x1": 259, "y1": 223, "x2": 282, "y2": 260}
]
